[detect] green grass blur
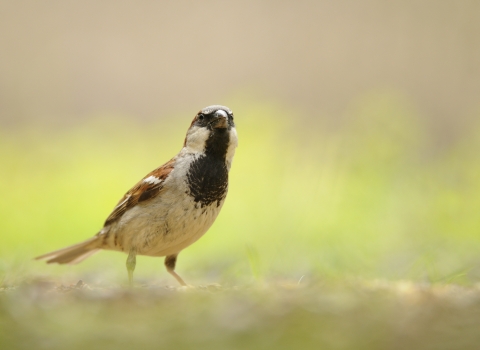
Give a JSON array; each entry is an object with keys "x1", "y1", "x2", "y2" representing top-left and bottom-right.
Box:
[
  {"x1": 1, "y1": 94, "x2": 480, "y2": 286},
  {"x1": 2, "y1": 95, "x2": 480, "y2": 349}
]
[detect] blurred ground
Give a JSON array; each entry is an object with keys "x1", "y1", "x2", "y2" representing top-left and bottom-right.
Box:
[{"x1": 2, "y1": 279, "x2": 480, "y2": 350}]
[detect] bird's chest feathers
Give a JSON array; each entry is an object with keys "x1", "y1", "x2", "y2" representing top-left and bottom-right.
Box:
[{"x1": 186, "y1": 155, "x2": 228, "y2": 207}]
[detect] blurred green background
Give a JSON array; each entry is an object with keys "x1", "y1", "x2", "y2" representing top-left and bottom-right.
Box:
[
  {"x1": 1, "y1": 1, "x2": 480, "y2": 349},
  {"x1": 2, "y1": 94, "x2": 480, "y2": 286}
]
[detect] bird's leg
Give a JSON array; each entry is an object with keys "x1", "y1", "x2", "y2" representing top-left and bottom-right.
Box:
[
  {"x1": 126, "y1": 248, "x2": 136, "y2": 287},
  {"x1": 165, "y1": 254, "x2": 187, "y2": 286}
]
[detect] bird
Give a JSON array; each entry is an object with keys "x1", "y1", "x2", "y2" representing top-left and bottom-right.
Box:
[{"x1": 35, "y1": 105, "x2": 238, "y2": 286}]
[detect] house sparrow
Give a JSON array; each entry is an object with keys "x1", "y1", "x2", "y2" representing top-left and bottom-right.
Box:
[{"x1": 36, "y1": 105, "x2": 238, "y2": 286}]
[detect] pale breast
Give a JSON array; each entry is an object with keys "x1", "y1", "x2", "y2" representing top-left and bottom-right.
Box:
[{"x1": 103, "y1": 153, "x2": 228, "y2": 257}]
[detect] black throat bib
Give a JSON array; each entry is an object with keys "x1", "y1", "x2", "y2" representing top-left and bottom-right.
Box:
[{"x1": 186, "y1": 128, "x2": 230, "y2": 207}]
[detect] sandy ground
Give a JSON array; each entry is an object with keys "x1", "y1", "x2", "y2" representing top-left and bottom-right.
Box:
[{"x1": 2, "y1": 278, "x2": 480, "y2": 350}]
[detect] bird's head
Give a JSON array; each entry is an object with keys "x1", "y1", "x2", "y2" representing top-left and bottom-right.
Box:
[{"x1": 184, "y1": 105, "x2": 238, "y2": 163}]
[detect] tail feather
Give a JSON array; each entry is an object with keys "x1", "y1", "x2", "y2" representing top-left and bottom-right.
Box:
[{"x1": 35, "y1": 237, "x2": 101, "y2": 265}]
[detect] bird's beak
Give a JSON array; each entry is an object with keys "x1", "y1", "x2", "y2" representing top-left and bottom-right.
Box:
[{"x1": 211, "y1": 110, "x2": 229, "y2": 129}]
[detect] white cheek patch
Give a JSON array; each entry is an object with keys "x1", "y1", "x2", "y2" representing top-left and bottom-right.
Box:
[
  {"x1": 226, "y1": 128, "x2": 238, "y2": 160},
  {"x1": 186, "y1": 126, "x2": 210, "y2": 153},
  {"x1": 143, "y1": 176, "x2": 162, "y2": 185}
]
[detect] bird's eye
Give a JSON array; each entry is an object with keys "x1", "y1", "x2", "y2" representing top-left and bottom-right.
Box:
[{"x1": 198, "y1": 114, "x2": 204, "y2": 121}]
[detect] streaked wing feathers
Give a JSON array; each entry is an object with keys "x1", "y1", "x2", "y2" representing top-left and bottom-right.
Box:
[{"x1": 104, "y1": 158, "x2": 175, "y2": 226}]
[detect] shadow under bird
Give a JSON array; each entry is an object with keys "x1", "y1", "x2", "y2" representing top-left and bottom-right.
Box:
[{"x1": 36, "y1": 105, "x2": 238, "y2": 286}]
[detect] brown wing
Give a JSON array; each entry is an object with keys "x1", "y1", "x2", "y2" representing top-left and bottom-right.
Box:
[{"x1": 103, "y1": 158, "x2": 175, "y2": 226}]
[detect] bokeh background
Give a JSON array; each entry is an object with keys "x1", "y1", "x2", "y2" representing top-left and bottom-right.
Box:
[
  {"x1": 2, "y1": 1, "x2": 480, "y2": 349},
  {"x1": 1, "y1": 0, "x2": 480, "y2": 285}
]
